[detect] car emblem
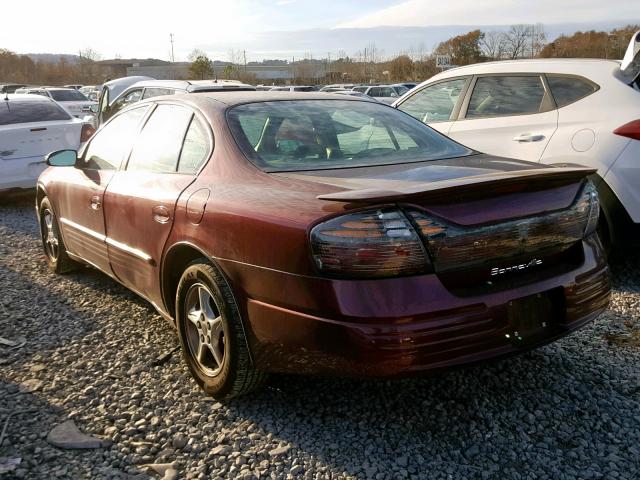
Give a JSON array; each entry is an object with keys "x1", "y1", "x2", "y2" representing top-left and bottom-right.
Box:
[{"x1": 491, "y1": 258, "x2": 542, "y2": 276}]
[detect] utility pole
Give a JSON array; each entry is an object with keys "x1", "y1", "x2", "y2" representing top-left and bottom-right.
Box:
[{"x1": 170, "y1": 33, "x2": 175, "y2": 63}]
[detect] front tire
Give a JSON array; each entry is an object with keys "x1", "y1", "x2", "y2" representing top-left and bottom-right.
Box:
[
  {"x1": 175, "y1": 259, "x2": 266, "y2": 399},
  {"x1": 38, "y1": 197, "x2": 78, "y2": 274}
]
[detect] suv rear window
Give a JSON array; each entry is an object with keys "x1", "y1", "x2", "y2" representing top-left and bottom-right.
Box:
[
  {"x1": 0, "y1": 100, "x2": 71, "y2": 125},
  {"x1": 466, "y1": 76, "x2": 545, "y2": 118},
  {"x1": 49, "y1": 89, "x2": 89, "y2": 101},
  {"x1": 227, "y1": 100, "x2": 472, "y2": 172},
  {"x1": 547, "y1": 75, "x2": 597, "y2": 107}
]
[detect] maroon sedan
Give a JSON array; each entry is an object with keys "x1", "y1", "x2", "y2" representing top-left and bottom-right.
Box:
[{"x1": 37, "y1": 92, "x2": 610, "y2": 399}]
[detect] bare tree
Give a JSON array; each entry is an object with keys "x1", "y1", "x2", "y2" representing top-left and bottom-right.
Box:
[
  {"x1": 480, "y1": 31, "x2": 507, "y2": 60},
  {"x1": 503, "y1": 24, "x2": 531, "y2": 59},
  {"x1": 188, "y1": 49, "x2": 208, "y2": 62}
]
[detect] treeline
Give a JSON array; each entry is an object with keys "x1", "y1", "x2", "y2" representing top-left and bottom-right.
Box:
[
  {"x1": 2, "y1": 24, "x2": 639, "y2": 86},
  {"x1": 0, "y1": 48, "x2": 103, "y2": 86}
]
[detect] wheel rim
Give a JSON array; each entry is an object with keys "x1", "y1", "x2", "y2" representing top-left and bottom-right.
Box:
[
  {"x1": 184, "y1": 283, "x2": 226, "y2": 377},
  {"x1": 42, "y1": 209, "x2": 59, "y2": 261}
]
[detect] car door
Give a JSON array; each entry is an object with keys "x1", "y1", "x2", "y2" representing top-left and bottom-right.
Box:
[
  {"x1": 103, "y1": 102, "x2": 211, "y2": 306},
  {"x1": 395, "y1": 77, "x2": 470, "y2": 136},
  {"x1": 54, "y1": 105, "x2": 149, "y2": 273},
  {"x1": 447, "y1": 75, "x2": 558, "y2": 161}
]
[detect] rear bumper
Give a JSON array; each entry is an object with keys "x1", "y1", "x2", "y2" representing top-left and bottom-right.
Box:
[
  {"x1": 0, "y1": 156, "x2": 47, "y2": 192},
  {"x1": 220, "y1": 235, "x2": 610, "y2": 376}
]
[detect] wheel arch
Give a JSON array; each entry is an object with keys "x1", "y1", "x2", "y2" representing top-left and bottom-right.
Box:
[{"x1": 161, "y1": 241, "x2": 255, "y2": 362}]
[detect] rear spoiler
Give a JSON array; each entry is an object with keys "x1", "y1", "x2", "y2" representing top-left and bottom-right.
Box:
[
  {"x1": 317, "y1": 166, "x2": 596, "y2": 202},
  {"x1": 621, "y1": 30, "x2": 640, "y2": 86}
]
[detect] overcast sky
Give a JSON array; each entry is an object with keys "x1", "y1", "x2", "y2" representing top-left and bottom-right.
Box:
[{"x1": 2, "y1": 0, "x2": 638, "y2": 61}]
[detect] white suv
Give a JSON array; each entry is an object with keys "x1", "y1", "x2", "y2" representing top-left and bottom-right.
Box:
[{"x1": 394, "y1": 32, "x2": 640, "y2": 249}]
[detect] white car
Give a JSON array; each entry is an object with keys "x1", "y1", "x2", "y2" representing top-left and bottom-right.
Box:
[
  {"x1": 352, "y1": 84, "x2": 409, "y2": 104},
  {"x1": 16, "y1": 87, "x2": 97, "y2": 118},
  {"x1": 0, "y1": 95, "x2": 94, "y2": 192},
  {"x1": 393, "y1": 31, "x2": 640, "y2": 249}
]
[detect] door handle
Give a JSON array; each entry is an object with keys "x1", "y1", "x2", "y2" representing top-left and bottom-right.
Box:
[
  {"x1": 152, "y1": 205, "x2": 170, "y2": 224},
  {"x1": 513, "y1": 133, "x2": 545, "y2": 142},
  {"x1": 90, "y1": 195, "x2": 101, "y2": 210}
]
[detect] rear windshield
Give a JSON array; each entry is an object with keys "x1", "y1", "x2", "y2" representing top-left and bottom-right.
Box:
[
  {"x1": 0, "y1": 100, "x2": 71, "y2": 125},
  {"x1": 227, "y1": 100, "x2": 472, "y2": 171},
  {"x1": 49, "y1": 89, "x2": 88, "y2": 101}
]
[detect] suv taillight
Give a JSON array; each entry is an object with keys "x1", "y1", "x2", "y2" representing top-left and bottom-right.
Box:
[
  {"x1": 310, "y1": 208, "x2": 431, "y2": 278},
  {"x1": 80, "y1": 123, "x2": 96, "y2": 143},
  {"x1": 613, "y1": 119, "x2": 640, "y2": 141}
]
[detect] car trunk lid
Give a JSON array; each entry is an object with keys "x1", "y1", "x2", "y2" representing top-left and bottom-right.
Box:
[{"x1": 0, "y1": 120, "x2": 81, "y2": 161}]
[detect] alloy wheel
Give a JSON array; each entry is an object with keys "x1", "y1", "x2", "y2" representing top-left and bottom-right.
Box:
[
  {"x1": 42, "y1": 209, "x2": 59, "y2": 261},
  {"x1": 184, "y1": 283, "x2": 226, "y2": 376}
]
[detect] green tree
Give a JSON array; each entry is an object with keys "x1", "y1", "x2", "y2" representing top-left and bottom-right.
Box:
[
  {"x1": 436, "y1": 30, "x2": 485, "y2": 66},
  {"x1": 189, "y1": 55, "x2": 214, "y2": 80}
]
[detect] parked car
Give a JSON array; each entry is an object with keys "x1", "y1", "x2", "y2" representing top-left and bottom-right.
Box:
[
  {"x1": 352, "y1": 84, "x2": 409, "y2": 104},
  {"x1": 95, "y1": 79, "x2": 256, "y2": 128},
  {"x1": 37, "y1": 92, "x2": 609, "y2": 399},
  {"x1": 399, "y1": 82, "x2": 418, "y2": 90},
  {"x1": 255, "y1": 85, "x2": 273, "y2": 91},
  {"x1": 269, "y1": 85, "x2": 318, "y2": 92},
  {"x1": 330, "y1": 89, "x2": 377, "y2": 100},
  {"x1": 64, "y1": 84, "x2": 83, "y2": 90},
  {"x1": 15, "y1": 87, "x2": 97, "y2": 118},
  {"x1": 0, "y1": 83, "x2": 27, "y2": 94},
  {"x1": 394, "y1": 31, "x2": 640, "y2": 250},
  {"x1": 1, "y1": 95, "x2": 94, "y2": 192},
  {"x1": 80, "y1": 85, "x2": 100, "y2": 102},
  {"x1": 320, "y1": 84, "x2": 356, "y2": 92}
]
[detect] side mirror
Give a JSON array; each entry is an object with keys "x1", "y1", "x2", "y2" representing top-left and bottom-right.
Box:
[{"x1": 46, "y1": 150, "x2": 77, "y2": 167}]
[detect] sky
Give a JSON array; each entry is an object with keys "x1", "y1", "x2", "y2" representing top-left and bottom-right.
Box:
[{"x1": 1, "y1": 0, "x2": 638, "y2": 61}]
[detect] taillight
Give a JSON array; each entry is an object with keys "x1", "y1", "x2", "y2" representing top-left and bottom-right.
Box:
[
  {"x1": 310, "y1": 208, "x2": 431, "y2": 278},
  {"x1": 613, "y1": 119, "x2": 640, "y2": 141},
  {"x1": 80, "y1": 123, "x2": 96, "y2": 143},
  {"x1": 408, "y1": 181, "x2": 600, "y2": 272}
]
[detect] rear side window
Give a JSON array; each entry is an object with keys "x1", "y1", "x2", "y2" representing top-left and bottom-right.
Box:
[
  {"x1": 127, "y1": 104, "x2": 192, "y2": 173},
  {"x1": 0, "y1": 100, "x2": 71, "y2": 125},
  {"x1": 142, "y1": 88, "x2": 176, "y2": 100},
  {"x1": 466, "y1": 76, "x2": 545, "y2": 118},
  {"x1": 547, "y1": 75, "x2": 597, "y2": 108},
  {"x1": 178, "y1": 116, "x2": 209, "y2": 173}
]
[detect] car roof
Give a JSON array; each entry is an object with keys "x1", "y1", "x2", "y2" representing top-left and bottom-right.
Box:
[
  {"x1": 2, "y1": 93, "x2": 56, "y2": 102},
  {"x1": 179, "y1": 91, "x2": 375, "y2": 107},
  {"x1": 431, "y1": 58, "x2": 621, "y2": 79}
]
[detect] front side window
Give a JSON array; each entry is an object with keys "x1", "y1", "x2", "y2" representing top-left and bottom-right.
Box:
[
  {"x1": 127, "y1": 104, "x2": 192, "y2": 173},
  {"x1": 109, "y1": 89, "x2": 143, "y2": 118},
  {"x1": 547, "y1": 75, "x2": 597, "y2": 108},
  {"x1": 227, "y1": 100, "x2": 472, "y2": 172},
  {"x1": 398, "y1": 78, "x2": 467, "y2": 123},
  {"x1": 466, "y1": 76, "x2": 545, "y2": 119},
  {"x1": 81, "y1": 106, "x2": 148, "y2": 170}
]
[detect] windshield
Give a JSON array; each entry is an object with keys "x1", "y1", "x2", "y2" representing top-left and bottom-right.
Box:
[
  {"x1": 227, "y1": 100, "x2": 472, "y2": 172},
  {"x1": 49, "y1": 89, "x2": 88, "y2": 102}
]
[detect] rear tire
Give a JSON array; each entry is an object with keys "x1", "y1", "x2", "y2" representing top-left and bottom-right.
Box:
[
  {"x1": 175, "y1": 259, "x2": 267, "y2": 400},
  {"x1": 38, "y1": 197, "x2": 78, "y2": 274}
]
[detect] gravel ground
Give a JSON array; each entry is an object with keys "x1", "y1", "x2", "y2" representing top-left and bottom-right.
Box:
[{"x1": 1, "y1": 194, "x2": 639, "y2": 480}]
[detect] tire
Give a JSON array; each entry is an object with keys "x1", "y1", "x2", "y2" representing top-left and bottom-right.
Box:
[
  {"x1": 38, "y1": 197, "x2": 78, "y2": 274},
  {"x1": 175, "y1": 259, "x2": 267, "y2": 400}
]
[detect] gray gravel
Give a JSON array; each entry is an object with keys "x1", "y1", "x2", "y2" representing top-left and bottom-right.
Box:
[{"x1": 1, "y1": 194, "x2": 639, "y2": 480}]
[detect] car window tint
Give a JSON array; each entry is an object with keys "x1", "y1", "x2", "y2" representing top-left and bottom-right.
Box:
[
  {"x1": 547, "y1": 75, "x2": 597, "y2": 107},
  {"x1": 0, "y1": 100, "x2": 71, "y2": 125},
  {"x1": 81, "y1": 106, "x2": 148, "y2": 170},
  {"x1": 127, "y1": 104, "x2": 192, "y2": 173},
  {"x1": 142, "y1": 88, "x2": 176, "y2": 100},
  {"x1": 178, "y1": 116, "x2": 209, "y2": 173},
  {"x1": 49, "y1": 89, "x2": 88, "y2": 101},
  {"x1": 369, "y1": 87, "x2": 381, "y2": 96},
  {"x1": 466, "y1": 76, "x2": 544, "y2": 118},
  {"x1": 398, "y1": 78, "x2": 467, "y2": 123},
  {"x1": 228, "y1": 100, "x2": 472, "y2": 171}
]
